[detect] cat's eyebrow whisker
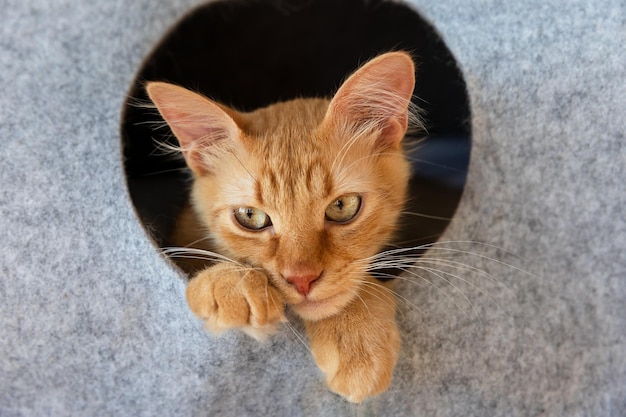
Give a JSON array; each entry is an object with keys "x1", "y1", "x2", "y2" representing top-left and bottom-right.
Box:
[
  {"x1": 231, "y1": 152, "x2": 258, "y2": 183},
  {"x1": 148, "y1": 138, "x2": 184, "y2": 161},
  {"x1": 336, "y1": 149, "x2": 411, "y2": 179},
  {"x1": 185, "y1": 236, "x2": 215, "y2": 248},
  {"x1": 331, "y1": 128, "x2": 369, "y2": 175},
  {"x1": 330, "y1": 131, "x2": 356, "y2": 174},
  {"x1": 336, "y1": 152, "x2": 378, "y2": 174},
  {"x1": 138, "y1": 167, "x2": 190, "y2": 177},
  {"x1": 134, "y1": 119, "x2": 170, "y2": 129},
  {"x1": 150, "y1": 137, "x2": 182, "y2": 155},
  {"x1": 403, "y1": 156, "x2": 466, "y2": 173}
]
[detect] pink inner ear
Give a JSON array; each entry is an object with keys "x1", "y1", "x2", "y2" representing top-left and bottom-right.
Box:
[
  {"x1": 146, "y1": 82, "x2": 239, "y2": 175},
  {"x1": 326, "y1": 52, "x2": 416, "y2": 149}
]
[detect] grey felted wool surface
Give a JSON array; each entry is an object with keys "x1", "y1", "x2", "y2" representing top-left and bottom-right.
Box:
[{"x1": 1, "y1": 0, "x2": 625, "y2": 416}]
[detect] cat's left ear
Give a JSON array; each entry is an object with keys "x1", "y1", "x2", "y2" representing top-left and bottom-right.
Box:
[{"x1": 324, "y1": 52, "x2": 416, "y2": 149}]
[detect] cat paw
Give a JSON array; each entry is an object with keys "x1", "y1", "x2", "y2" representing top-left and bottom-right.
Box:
[
  {"x1": 305, "y1": 283, "x2": 400, "y2": 403},
  {"x1": 186, "y1": 263, "x2": 286, "y2": 341}
]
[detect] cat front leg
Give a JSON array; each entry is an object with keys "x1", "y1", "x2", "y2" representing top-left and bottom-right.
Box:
[
  {"x1": 304, "y1": 279, "x2": 400, "y2": 403},
  {"x1": 186, "y1": 262, "x2": 286, "y2": 341}
]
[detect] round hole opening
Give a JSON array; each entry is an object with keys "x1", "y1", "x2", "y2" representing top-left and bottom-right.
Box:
[{"x1": 121, "y1": 0, "x2": 471, "y2": 277}]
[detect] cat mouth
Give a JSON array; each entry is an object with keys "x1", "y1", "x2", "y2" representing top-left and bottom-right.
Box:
[{"x1": 290, "y1": 292, "x2": 353, "y2": 321}]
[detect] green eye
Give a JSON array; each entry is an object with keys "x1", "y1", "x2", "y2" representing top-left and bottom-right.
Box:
[
  {"x1": 325, "y1": 194, "x2": 362, "y2": 223},
  {"x1": 234, "y1": 207, "x2": 272, "y2": 230}
]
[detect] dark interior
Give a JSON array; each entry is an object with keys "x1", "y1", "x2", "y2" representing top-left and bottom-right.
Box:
[{"x1": 120, "y1": 0, "x2": 471, "y2": 277}]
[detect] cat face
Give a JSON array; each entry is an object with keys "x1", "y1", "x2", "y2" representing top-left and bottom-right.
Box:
[{"x1": 147, "y1": 52, "x2": 415, "y2": 320}]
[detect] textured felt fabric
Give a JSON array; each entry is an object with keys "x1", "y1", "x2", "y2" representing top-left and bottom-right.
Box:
[{"x1": 1, "y1": 0, "x2": 624, "y2": 416}]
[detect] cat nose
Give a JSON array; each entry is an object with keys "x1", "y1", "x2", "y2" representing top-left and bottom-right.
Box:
[{"x1": 282, "y1": 267, "x2": 322, "y2": 296}]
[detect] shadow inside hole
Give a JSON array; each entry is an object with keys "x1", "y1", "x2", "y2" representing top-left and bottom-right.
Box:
[{"x1": 121, "y1": 0, "x2": 471, "y2": 278}]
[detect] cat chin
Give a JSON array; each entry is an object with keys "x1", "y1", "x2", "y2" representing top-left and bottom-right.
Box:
[{"x1": 290, "y1": 291, "x2": 356, "y2": 322}]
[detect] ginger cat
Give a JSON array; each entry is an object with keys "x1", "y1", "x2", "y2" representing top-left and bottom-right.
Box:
[{"x1": 146, "y1": 52, "x2": 415, "y2": 403}]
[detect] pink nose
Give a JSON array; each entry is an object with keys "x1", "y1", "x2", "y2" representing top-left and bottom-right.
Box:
[{"x1": 282, "y1": 268, "x2": 321, "y2": 296}]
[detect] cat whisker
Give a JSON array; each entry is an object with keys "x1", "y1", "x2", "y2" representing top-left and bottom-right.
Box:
[
  {"x1": 282, "y1": 318, "x2": 312, "y2": 355},
  {"x1": 406, "y1": 266, "x2": 482, "y2": 324},
  {"x1": 367, "y1": 255, "x2": 500, "y2": 282},
  {"x1": 364, "y1": 241, "x2": 536, "y2": 279},
  {"x1": 346, "y1": 84, "x2": 424, "y2": 133},
  {"x1": 358, "y1": 246, "x2": 430, "y2": 262},
  {"x1": 184, "y1": 235, "x2": 215, "y2": 248},
  {"x1": 133, "y1": 119, "x2": 170, "y2": 129},
  {"x1": 161, "y1": 247, "x2": 244, "y2": 267},
  {"x1": 150, "y1": 137, "x2": 182, "y2": 157},
  {"x1": 127, "y1": 96, "x2": 157, "y2": 110},
  {"x1": 138, "y1": 167, "x2": 190, "y2": 177},
  {"x1": 358, "y1": 278, "x2": 427, "y2": 318},
  {"x1": 400, "y1": 211, "x2": 452, "y2": 221},
  {"x1": 375, "y1": 268, "x2": 469, "y2": 316},
  {"x1": 331, "y1": 127, "x2": 370, "y2": 176},
  {"x1": 415, "y1": 257, "x2": 504, "y2": 286},
  {"x1": 421, "y1": 240, "x2": 527, "y2": 260},
  {"x1": 413, "y1": 264, "x2": 501, "y2": 313},
  {"x1": 353, "y1": 291, "x2": 372, "y2": 316},
  {"x1": 403, "y1": 156, "x2": 466, "y2": 173},
  {"x1": 261, "y1": 288, "x2": 311, "y2": 354},
  {"x1": 363, "y1": 247, "x2": 516, "y2": 320},
  {"x1": 231, "y1": 152, "x2": 258, "y2": 183},
  {"x1": 337, "y1": 151, "x2": 392, "y2": 175},
  {"x1": 421, "y1": 249, "x2": 536, "y2": 280}
]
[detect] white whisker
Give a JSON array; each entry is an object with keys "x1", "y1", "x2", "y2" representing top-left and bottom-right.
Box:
[
  {"x1": 265, "y1": 290, "x2": 311, "y2": 355},
  {"x1": 359, "y1": 279, "x2": 427, "y2": 318},
  {"x1": 389, "y1": 268, "x2": 468, "y2": 314},
  {"x1": 413, "y1": 265, "x2": 501, "y2": 312},
  {"x1": 400, "y1": 211, "x2": 452, "y2": 221},
  {"x1": 283, "y1": 319, "x2": 312, "y2": 354},
  {"x1": 161, "y1": 247, "x2": 244, "y2": 267},
  {"x1": 412, "y1": 266, "x2": 483, "y2": 324}
]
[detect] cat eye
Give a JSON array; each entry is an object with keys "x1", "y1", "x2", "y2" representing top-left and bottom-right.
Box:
[
  {"x1": 325, "y1": 194, "x2": 362, "y2": 223},
  {"x1": 233, "y1": 207, "x2": 272, "y2": 231}
]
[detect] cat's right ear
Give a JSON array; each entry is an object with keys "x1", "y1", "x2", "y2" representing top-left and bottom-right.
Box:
[{"x1": 146, "y1": 82, "x2": 240, "y2": 175}]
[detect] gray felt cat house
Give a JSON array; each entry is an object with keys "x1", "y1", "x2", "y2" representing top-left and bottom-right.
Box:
[{"x1": 1, "y1": 0, "x2": 624, "y2": 416}]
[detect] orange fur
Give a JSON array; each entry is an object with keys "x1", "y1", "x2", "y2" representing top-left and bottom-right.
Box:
[{"x1": 147, "y1": 52, "x2": 415, "y2": 402}]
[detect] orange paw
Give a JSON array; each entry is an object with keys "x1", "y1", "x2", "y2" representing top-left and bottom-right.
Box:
[{"x1": 186, "y1": 263, "x2": 285, "y2": 341}]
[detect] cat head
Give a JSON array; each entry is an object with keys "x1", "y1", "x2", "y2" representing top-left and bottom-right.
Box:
[{"x1": 147, "y1": 52, "x2": 415, "y2": 321}]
